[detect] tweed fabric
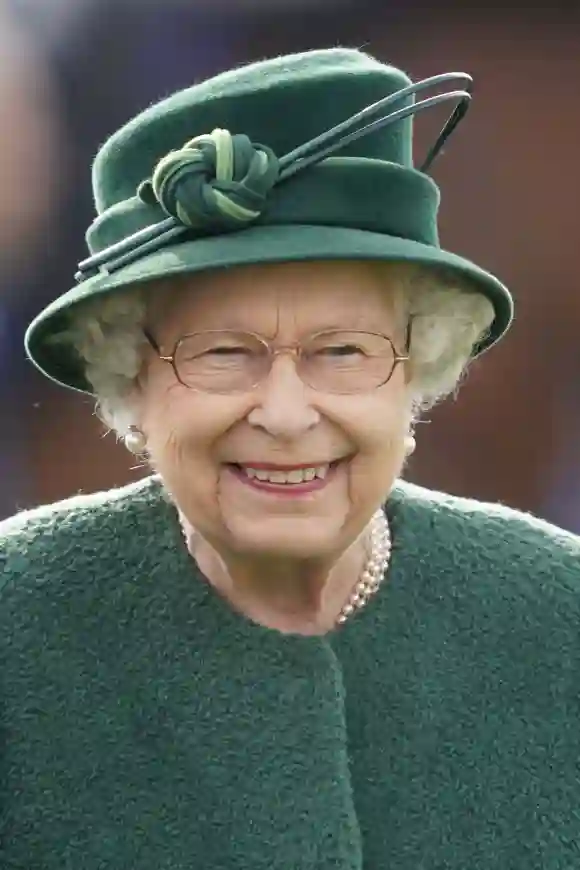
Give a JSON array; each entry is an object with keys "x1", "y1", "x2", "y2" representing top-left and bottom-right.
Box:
[{"x1": 1, "y1": 476, "x2": 579, "y2": 868}]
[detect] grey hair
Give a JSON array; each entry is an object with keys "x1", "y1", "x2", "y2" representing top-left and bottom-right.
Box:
[{"x1": 60, "y1": 265, "x2": 495, "y2": 436}]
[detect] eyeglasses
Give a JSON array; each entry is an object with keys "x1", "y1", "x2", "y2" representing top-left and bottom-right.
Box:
[{"x1": 144, "y1": 328, "x2": 409, "y2": 395}]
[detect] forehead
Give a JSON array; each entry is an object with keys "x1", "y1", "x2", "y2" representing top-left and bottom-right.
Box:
[{"x1": 149, "y1": 260, "x2": 406, "y2": 337}]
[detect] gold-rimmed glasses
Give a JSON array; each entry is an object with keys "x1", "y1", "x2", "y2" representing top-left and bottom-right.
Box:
[{"x1": 144, "y1": 327, "x2": 409, "y2": 395}]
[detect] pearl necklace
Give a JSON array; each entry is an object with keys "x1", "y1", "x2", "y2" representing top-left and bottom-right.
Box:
[
  {"x1": 336, "y1": 508, "x2": 392, "y2": 626},
  {"x1": 180, "y1": 507, "x2": 391, "y2": 628}
]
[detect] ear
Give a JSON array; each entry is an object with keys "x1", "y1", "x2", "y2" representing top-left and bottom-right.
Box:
[
  {"x1": 120, "y1": 382, "x2": 148, "y2": 444},
  {"x1": 123, "y1": 426, "x2": 147, "y2": 455},
  {"x1": 404, "y1": 433, "x2": 416, "y2": 457}
]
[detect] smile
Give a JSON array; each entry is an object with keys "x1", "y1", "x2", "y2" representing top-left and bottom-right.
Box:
[
  {"x1": 226, "y1": 460, "x2": 343, "y2": 495},
  {"x1": 241, "y1": 464, "x2": 330, "y2": 483}
]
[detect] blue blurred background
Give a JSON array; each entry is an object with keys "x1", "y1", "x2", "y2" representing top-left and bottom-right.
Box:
[{"x1": 2, "y1": 0, "x2": 580, "y2": 529}]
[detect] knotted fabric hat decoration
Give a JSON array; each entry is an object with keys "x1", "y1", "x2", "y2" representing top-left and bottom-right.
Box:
[
  {"x1": 25, "y1": 48, "x2": 513, "y2": 394},
  {"x1": 137, "y1": 129, "x2": 281, "y2": 232}
]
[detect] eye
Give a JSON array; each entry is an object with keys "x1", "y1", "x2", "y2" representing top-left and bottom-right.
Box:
[
  {"x1": 315, "y1": 342, "x2": 367, "y2": 357},
  {"x1": 203, "y1": 345, "x2": 253, "y2": 357},
  {"x1": 180, "y1": 342, "x2": 257, "y2": 363}
]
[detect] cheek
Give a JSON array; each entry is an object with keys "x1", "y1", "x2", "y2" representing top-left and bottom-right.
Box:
[
  {"x1": 339, "y1": 375, "x2": 411, "y2": 450},
  {"x1": 341, "y1": 387, "x2": 411, "y2": 497},
  {"x1": 137, "y1": 381, "x2": 245, "y2": 516},
  {"x1": 139, "y1": 376, "x2": 227, "y2": 451}
]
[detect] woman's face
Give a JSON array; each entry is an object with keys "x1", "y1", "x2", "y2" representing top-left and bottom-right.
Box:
[{"x1": 136, "y1": 260, "x2": 413, "y2": 560}]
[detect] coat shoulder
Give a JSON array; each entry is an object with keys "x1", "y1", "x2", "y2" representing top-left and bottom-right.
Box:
[
  {"x1": 390, "y1": 480, "x2": 580, "y2": 592},
  {"x1": 0, "y1": 476, "x2": 162, "y2": 595}
]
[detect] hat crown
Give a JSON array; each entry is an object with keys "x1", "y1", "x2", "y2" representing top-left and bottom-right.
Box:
[{"x1": 93, "y1": 48, "x2": 413, "y2": 213}]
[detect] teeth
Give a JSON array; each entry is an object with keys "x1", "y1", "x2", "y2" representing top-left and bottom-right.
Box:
[{"x1": 242, "y1": 464, "x2": 330, "y2": 484}]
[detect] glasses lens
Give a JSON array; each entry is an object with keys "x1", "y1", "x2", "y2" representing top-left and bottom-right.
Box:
[
  {"x1": 175, "y1": 331, "x2": 269, "y2": 392},
  {"x1": 300, "y1": 331, "x2": 396, "y2": 393}
]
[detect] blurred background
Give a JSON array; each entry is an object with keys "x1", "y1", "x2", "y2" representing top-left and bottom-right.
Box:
[{"x1": 1, "y1": 0, "x2": 579, "y2": 529}]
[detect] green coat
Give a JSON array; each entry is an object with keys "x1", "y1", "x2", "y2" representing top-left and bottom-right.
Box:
[{"x1": 1, "y1": 476, "x2": 579, "y2": 868}]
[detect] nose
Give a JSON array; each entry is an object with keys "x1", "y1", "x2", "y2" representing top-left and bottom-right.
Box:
[{"x1": 247, "y1": 354, "x2": 320, "y2": 439}]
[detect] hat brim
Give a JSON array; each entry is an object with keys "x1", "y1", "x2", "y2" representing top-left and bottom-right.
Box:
[{"x1": 25, "y1": 223, "x2": 513, "y2": 393}]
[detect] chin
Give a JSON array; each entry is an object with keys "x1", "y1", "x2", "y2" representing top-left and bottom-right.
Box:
[{"x1": 223, "y1": 514, "x2": 346, "y2": 560}]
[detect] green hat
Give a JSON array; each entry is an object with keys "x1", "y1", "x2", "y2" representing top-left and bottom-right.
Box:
[{"x1": 25, "y1": 47, "x2": 513, "y2": 394}]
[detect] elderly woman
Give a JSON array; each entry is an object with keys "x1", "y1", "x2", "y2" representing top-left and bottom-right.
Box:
[{"x1": 1, "y1": 48, "x2": 579, "y2": 869}]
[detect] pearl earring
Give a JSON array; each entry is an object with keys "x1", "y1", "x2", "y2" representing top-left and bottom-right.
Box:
[
  {"x1": 124, "y1": 426, "x2": 147, "y2": 455},
  {"x1": 405, "y1": 434, "x2": 416, "y2": 457}
]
